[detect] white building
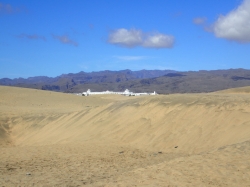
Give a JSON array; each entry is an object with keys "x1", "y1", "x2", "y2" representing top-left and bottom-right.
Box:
[{"x1": 82, "y1": 89, "x2": 156, "y2": 96}]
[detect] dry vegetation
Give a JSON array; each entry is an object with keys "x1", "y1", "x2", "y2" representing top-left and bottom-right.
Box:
[{"x1": 1, "y1": 86, "x2": 250, "y2": 186}]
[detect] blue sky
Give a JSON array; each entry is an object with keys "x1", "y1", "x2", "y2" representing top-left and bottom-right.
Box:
[{"x1": 0, "y1": 0, "x2": 250, "y2": 78}]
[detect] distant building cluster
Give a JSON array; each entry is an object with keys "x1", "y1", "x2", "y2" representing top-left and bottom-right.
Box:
[{"x1": 82, "y1": 89, "x2": 157, "y2": 96}]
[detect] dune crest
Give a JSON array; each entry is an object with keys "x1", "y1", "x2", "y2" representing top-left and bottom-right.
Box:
[{"x1": 215, "y1": 86, "x2": 250, "y2": 94}]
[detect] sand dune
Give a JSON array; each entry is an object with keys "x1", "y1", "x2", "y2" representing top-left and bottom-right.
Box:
[
  {"x1": 215, "y1": 86, "x2": 250, "y2": 94},
  {"x1": 1, "y1": 85, "x2": 250, "y2": 186}
]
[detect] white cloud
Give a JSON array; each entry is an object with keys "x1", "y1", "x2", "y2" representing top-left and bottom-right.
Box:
[
  {"x1": 0, "y1": 3, "x2": 15, "y2": 14},
  {"x1": 17, "y1": 34, "x2": 46, "y2": 41},
  {"x1": 52, "y1": 34, "x2": 78, "y2": 46},
  {"x1": 113, "y1": 55, "x2": 147, "y2": 61},
  {"x1": 108, "y1": 28, "x2": 174, "y2": 49},
  {"x1": 193, "y1": 17, "x2": 207, "y2": 25},
  {"x1": 108, "y1": 28, "x2": 143, "y2": 48},
  {"x1": 143, "y1": 33, "x2": 174, "y2": 48},
  {"x1": 212, "y1": 0, "x2": 250, "y2": 43},
  {"x1": 0, "y1": 2, "x2": 26, "y2": 14}
]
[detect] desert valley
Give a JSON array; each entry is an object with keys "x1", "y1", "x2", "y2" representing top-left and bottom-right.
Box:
[{"x1": 1, "y1": 85, "x2": 250, "y2": 186}]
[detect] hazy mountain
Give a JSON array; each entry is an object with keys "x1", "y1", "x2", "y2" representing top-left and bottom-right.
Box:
[
  {"x1": 118, "y1": 69, "x2": 250, "y2": 94},
  {"x1": 66, "y1": 69, "x2": 250, "y2": 94},
  {"x1": 0, "y1": 69, "x2": 175, "y2": 92},
  {"x1": 2, "y1": 69, "x2": 250, "y2": 94}
]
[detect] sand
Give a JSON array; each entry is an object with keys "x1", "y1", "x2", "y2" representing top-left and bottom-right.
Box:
[{"x1": 1, "y1": 85, "x2": 250, "y2": 186}]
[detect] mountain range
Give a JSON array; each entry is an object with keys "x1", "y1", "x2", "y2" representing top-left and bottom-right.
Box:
[{"x1": 1, "y1": 69, "x2": 250, "y2": 94}]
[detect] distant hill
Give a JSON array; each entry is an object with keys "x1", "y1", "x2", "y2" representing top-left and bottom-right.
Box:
[
  {"x1": 0, "y1": 69, "x2": 175, "y2": 92},
  {"x1": 1, "y1": 69, "x2": 250, "y2": 94},
  {"x1": 117, "y1": 69, "x2": 250, "y2": 94}
]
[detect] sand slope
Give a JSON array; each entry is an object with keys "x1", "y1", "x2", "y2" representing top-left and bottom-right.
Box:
[
  {"x1": 215, "y1": 86, "x2": 250, "y2": 94},
  {"x1": 1, "y1": 85, "x2": 250, "y2": 186}
]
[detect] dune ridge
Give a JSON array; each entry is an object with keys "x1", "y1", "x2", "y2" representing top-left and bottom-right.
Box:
[
  {"x1": 1, "y1": 86, "x2": 250, "y2": 186},
  {"x1": 215, "y1": 86, "x2": 250, "y2": 94}
]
